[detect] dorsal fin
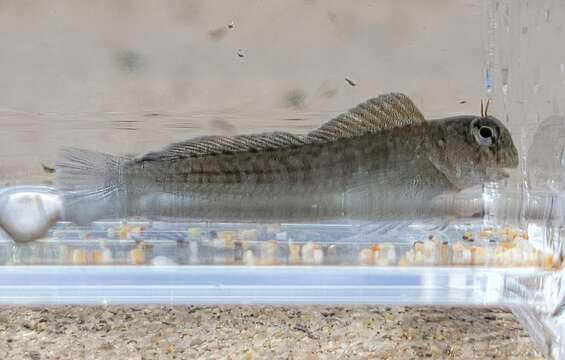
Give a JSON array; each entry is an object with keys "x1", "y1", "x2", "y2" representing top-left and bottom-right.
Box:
[
  {"x1": 137, "y1": 93, "x2": 425, "y2": 162},
  {"x1": 305, "y1": 92, "x2": 425, "y2": 143},
  {"x1": 138, "y1": 132, "x2": 307, "y2": 162}
]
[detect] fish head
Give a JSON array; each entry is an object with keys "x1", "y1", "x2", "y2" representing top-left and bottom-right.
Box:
[{"x1": 429, "y1": 115, "x2": 519, "y2": 190}]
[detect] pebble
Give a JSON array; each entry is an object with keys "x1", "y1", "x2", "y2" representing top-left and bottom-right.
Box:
[
  {"x1": 260, "y1": 240, "x2": 278, "y2": 265},
  {"x1": 288, "y1": 244, "x2": 301, "y2": 265},
  {"x1": 151, "y1": 256, "x2": 177, "y2": 266},
  {"x1": 101, "y1": 247, "x2": 113, "y2": 264},
  {"x1": 358, "y1": 248, "x2": 373, "y2": 265},
  {"x1": 243, "y1": 250, "x2": 256, "y2": 266},
  {"x1": 0, "y1": 306, "x2": 542, "y2": 359},
  {"x1": 302, "y1": 242, "x2": 316, "y2": 265},
  {"x1": 312, "y1": 245, "x2": 324, "y2": 265},
  {"x1": 130, "y1": 247, "x2": 145, "y2": 265}
]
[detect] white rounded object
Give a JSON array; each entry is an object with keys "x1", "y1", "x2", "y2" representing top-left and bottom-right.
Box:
[{"x1": 0, "y1": 186, "x2": 62, "y2": 243}]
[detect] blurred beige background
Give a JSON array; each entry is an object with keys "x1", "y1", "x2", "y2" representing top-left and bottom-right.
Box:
[
  {"x1": 0, "y1": 0, "x2": 484, "y2": 114},
  {"x1": 0, "y1": 0, "x2": 487, "y2": 183}
]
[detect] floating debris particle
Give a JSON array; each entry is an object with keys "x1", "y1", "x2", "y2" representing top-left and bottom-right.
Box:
[
  {"x1": 228, "y1": 21, "x2": 235, "y2": 29},
  {"x1": 459, "y1": 100, "x2": 467, "y2": 104},
  {"x1": 237, "y1": 49, "x2": 245, "y2": 58},
  {"x1": 345, "y1": 78, "x2": 356, "y2": 86}
]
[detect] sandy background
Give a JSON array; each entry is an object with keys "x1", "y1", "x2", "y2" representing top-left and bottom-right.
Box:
[{"x1": 0, "y1": 306, "x2": 542, "y2": 359}]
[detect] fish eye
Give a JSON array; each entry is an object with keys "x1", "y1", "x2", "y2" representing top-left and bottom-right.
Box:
[
  {"x1": 479, "y1": 126, "x2": 494, "y2": 139},
  {"x1": 471, "y1": 119, "x2": 498, "y2": 146}
]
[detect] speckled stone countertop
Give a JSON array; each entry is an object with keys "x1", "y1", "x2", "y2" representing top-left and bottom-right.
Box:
[{"x1": 0, "y1": 306, "x2": 541, "y2": 359}]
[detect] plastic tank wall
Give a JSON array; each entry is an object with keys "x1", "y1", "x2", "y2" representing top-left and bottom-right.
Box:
[
  {"x1": 486, "y1": 1, "x2": 565, "y2": 358},
  {"x1": 489, "y1": 0, "x2": 565, "y2": 192},
  {"x1": 483, "y1": 0, "x2": 565, "y2": 239}
]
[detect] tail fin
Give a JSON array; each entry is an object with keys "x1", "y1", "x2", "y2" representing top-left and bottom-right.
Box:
[{"x1": 55, "y1": 147, "x2": 129, "y2": 225}]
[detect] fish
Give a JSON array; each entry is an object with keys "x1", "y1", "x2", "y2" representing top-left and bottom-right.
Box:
[{"x1": 55, "y1": 93, "x2": 519, "y2": 225}]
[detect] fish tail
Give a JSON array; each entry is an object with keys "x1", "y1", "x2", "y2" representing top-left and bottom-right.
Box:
[{"x1": 55, "y1": 147, "x2": 129, "y2": 225}]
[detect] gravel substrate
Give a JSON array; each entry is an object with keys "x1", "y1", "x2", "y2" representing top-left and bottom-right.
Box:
[{"x1": 0, "y1": 306, "x2": 541, "y2": 359}]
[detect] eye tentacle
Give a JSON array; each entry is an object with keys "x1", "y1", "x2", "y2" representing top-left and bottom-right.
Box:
[{"x1": 485, "y1": 99, "x2": 490, "y2": 116}]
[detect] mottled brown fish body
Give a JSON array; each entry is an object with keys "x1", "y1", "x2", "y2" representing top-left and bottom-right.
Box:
[
  {"x1": 55, "y1": 93, "x2": 518, "y2": 225},
  {"x1": 122, "y1": 122, "x2": 450, "y2": 222}
]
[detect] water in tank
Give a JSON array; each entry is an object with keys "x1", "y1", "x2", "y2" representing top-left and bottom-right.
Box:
[{"x1": 0, "y1": 0, "x2": 564, "y2": 357}]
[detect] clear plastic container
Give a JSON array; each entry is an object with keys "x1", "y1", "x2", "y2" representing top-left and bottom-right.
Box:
[{"x1": 0, "y1": 0, "x2": 564, "y2": 358}]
